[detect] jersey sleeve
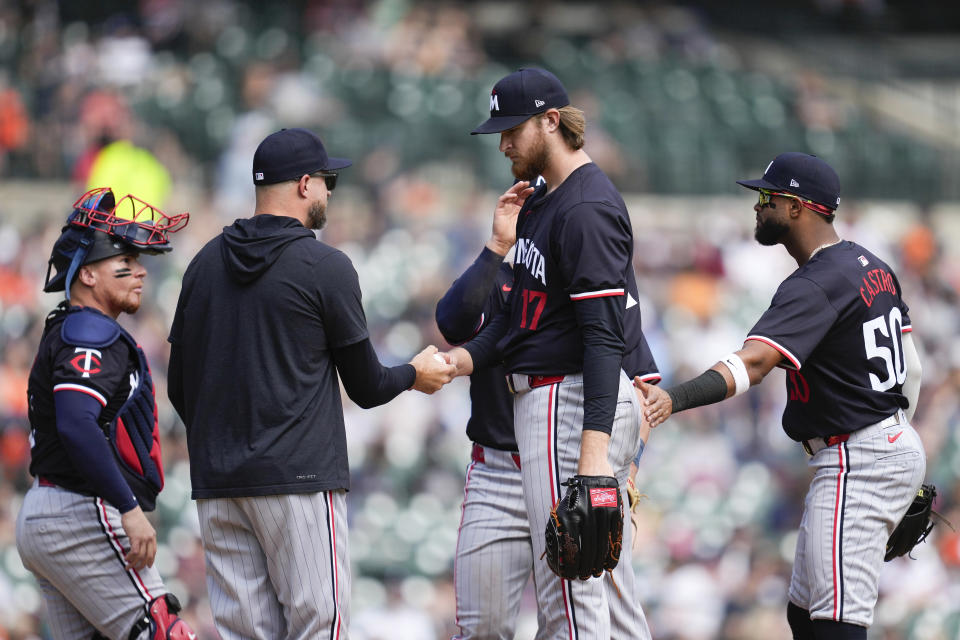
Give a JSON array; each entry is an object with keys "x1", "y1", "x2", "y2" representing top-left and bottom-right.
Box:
[
  {"x1": 746, "y1": 276, "x2": 838, "y2": 370},
  {"x1": 554, "y1": 203, "x2": 631, "y2": 300},
  {"x1": 893, "y1": 271, "x2": 912, "y2": 332},
  {"x1": 436, "y1": 248, "x2": 509, "y2": 345},
  {"x1": 51, "y1": 338, "x2": 129, "y2": 406},
  {"x1": 316, "y1": 250, "x2": 371, "y2": 349}
]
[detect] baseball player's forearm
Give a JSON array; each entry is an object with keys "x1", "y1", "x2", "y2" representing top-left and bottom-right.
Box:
[
  {"x1": 54, "y1": 391, "x2": 138, "y2": 513},
  {"x1": 462, "y1": 309, "x2": 509, "y2": 372},
  {"x1": 575, "y1": 296, "x2": 625, "y2": 434},
  {"x1": 901, "y1": 332, "x2": 921, "y2": 420},
  {"x1": 332, "y1": 338, "x2": 416, "y2": 408},
  {"x1": 436, "y1": 247, "x2": 505, "y2": 344},
  {"x1": 660, "y1": 340, "x2": 782, "y2": 415},
  {"x1": 577, "y1": 429, "x2": 614, "y2": 475}
]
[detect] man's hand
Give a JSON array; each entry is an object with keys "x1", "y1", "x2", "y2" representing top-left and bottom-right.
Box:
[
  {"x1": 486, "y1": 181, "x2": 534, "y2": 256},
  {"x1": 410, "y1": 346, "x2": 457, "y2": 393},
  {"x1": 444, "y1": 347, "x2": 475, "y2": 378},
  {"x1": 121, "y1": 506, "x2": 157, "y2": 571},
  {"x1": 635, "y1": 377, "x2": 673, "y2": 427}
]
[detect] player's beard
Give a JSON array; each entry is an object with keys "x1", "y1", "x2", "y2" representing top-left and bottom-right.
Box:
[
  {"x1": 754, "y1": 212, "x2": 789, "y2": 246},
  {"x1": 111, "y1": 287, "x2": 142, "y2": 315},
  {"x1": 511, "y1": 130, "x2": 549, "y2": 182},
  {"x1": 307, "y1": 200, "x2": 327, "y2": 230}
]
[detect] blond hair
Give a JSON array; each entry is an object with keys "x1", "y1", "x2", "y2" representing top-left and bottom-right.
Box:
[{"x1": 556, "y1": 105, "x2": 585, "y2": 150}]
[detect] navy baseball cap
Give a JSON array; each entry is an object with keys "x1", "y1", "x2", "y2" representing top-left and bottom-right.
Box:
[
  {"x1": 252, "y1": 128, "x2": 351, "y2": 185},
  {"x1": 737, "y1": 152, "x2": 841, "y2": 210},
  {"x1": 471, "y1": 68, "x2": 570, "y2": 135}
]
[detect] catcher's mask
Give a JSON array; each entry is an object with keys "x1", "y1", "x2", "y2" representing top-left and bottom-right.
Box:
[{"x1": 44, "y1": 187, "x2": 189, "y2": 300}]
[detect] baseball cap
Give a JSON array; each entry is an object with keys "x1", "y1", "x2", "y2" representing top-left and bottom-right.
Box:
[
  {"x1": 252, "y1": 128, "x2": 352, "y2": 185},
  {"x1": 471, "y1": 68, "x2": 570, "y2": 135},
  {"x1": 737, "y1": 152, "x2": 841, "y2": 210}
]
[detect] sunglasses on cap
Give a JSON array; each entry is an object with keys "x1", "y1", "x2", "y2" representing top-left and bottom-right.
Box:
[
  {"x1": 310, "y1": 172, "x2": 338, "y2": 191},
  {"x1": 757, "y1": 188, "x2": 834, "y2": 216}
]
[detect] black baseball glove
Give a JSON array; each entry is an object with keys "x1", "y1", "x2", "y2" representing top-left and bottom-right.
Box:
[
  {"x1": 885, "y1": 483, "x2": 938, "y2": 562},
  {"x1": 544, "y1": 475, "x2": 624, "y2": 580}
]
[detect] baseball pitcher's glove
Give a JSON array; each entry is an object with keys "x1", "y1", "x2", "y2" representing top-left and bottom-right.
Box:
[
  {"x1": 885, "y1": 483, "x2": 938, "y2": 562},
  {"x1": 544, "y1": 475, "x2": 624, "y2": 580}
]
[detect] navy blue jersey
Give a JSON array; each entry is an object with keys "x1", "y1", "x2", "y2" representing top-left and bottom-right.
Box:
[
  {"x1": 499, "y1": 163, "x2": 633, "y2": 375},
  {"x1": 747, "y1": 241, "x2": 912, "y2": 441},
  {"x1": 27, "y1": 306, "x2": 136, "y2": 493}
]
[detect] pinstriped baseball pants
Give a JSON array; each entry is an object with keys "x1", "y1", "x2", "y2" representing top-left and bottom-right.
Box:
[
  {"x1": 453, "y1": 446, "x2": 536, "y2": 639},
  {"x1": 789, "y1": 414, "x2": 925, "y2": 628},
  {"x1": 16, "y1": 481, "x2": 166, "y2": 640},
  {"x1": 197, "y1": 490, "x2": 350, "y2": 640},
  {"x1": 514, "y1": 371, "x2": 652, "y2": 640}
]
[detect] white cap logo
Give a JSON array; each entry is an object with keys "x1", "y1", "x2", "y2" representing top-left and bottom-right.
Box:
[
  {"x1": 255, "y1": 172, "x2": 264, "y2": 181},
  {"x1": 790, "y1": 178, "x2": 800, "y2": 188},
  {"x1": 490, "y1": 93, "x2": 499, "y2": 112},
  {"x1": 535, "y1": 99, "x2": 545, "y2": 108}
]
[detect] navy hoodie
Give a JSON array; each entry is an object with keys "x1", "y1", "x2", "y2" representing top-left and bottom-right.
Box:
[{"x1": 169, "y1": 215, "x2": 371, "y2": 497}]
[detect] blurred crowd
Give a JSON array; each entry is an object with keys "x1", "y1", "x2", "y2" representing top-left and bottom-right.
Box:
[{"x1": 1, "y1": 1, "x2": 959, "y2": 639}]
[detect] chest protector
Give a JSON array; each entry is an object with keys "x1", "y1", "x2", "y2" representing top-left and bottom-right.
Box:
[{"x1": 62, "y1": 308, "x2": 165, "y2": 511}]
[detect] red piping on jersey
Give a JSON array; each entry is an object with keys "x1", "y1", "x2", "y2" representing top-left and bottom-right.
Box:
[
  {"x1": 53, "y1": 383, "x2": 107, "y2": 406},
  {"x1": 744, "y1": 336, "x2": 801, "y2": 370},
  {"x1": 569, "y1": 289, "x2": 625, "y2": 301}
]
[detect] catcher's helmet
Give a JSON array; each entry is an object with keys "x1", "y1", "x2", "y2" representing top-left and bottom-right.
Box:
[{"x1": 44, "y1": 187, "x2": 189, "y2": 298}]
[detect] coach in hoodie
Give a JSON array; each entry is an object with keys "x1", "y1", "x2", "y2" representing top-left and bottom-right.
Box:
[{"x1": 168, "y1": 128, "x2": 456, "y2": 639}]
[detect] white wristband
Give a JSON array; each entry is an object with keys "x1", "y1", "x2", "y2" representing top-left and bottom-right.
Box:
[{"x1": 719, "y1": 352, "x2": 750, "y2": 397}]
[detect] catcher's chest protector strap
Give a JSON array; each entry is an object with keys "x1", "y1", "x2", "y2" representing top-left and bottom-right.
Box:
[{"x1": 109, "y1": 328, "x2": 165, "y2": 511}]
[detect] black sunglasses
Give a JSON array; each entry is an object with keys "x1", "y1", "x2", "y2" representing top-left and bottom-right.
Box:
[{"x1": 310, "y1": 172, "x2": 338, "y2": 191}]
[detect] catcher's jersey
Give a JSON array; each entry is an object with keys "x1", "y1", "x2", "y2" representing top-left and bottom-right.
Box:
[
  {"x1": 747, "y1": 241, "x2": 911, "y2": 441},
  {"x1": 27, "y1": 305, "x2": 136, "y2": 492},
  {"x1": 499, "y1": 163, "x2": 633, "y2": 375}
]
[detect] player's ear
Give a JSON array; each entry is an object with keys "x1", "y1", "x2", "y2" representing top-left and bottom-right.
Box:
[
  {"x1": 789, "y1": 198, "x2": 804, "y2": 218},
  {"x1": 77, "y1": 264, "x2": 97, "y2": 287},
  {"x1": 541, "y1": 109, "x2": 560, "y2": 133}
]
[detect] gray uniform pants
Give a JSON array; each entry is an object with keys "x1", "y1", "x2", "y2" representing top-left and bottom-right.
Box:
[
  {"x1": 197, "y1": 490, "x2": 350, "y2": 640},
  {"x1": 512, "y1": 371, "x2": 652, "y2": 640},
  {"x1": 16, "y1": 480, "x2": 166, "y2": 640},
  {"x1": 453, "y1": 444, "x2": 539, "y2": 639},
  {"x1": 789, "y1": 410, "x2": 926, "y2": 627}
]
